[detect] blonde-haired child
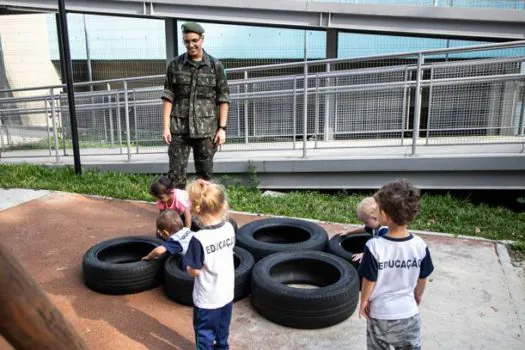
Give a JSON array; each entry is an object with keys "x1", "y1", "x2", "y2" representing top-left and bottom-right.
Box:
[
  {"x1": 337, "y1": 196, "x2": 388, "y2": 262},
  {"x1": 181, "y1": 179, "x2": 235, "y2": 349}
]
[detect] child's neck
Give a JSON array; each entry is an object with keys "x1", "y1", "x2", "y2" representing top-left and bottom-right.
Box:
[
  {"x1": 165, "y1": 193, "x2": 174, "y2": 205},
  {"x1": 199, "y1": 213, "x2": 223, "y2": 227},
  {"x1": 387, "y1": 223, "x2": 410, "y2": 238}
]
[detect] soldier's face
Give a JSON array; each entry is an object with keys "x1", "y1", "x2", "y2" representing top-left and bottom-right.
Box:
[{"x1": 183, "y1": 33, "x2": 204, "y2": 57}]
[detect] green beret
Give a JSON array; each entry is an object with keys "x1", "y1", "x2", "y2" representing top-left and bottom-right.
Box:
[{"x1": 181, "y1": 22, "x2": 205, "y2": 35}]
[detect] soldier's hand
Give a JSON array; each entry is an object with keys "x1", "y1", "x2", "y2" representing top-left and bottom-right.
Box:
[
  {"x1": 162, "y1": 128, "x2": 172, "y2": 144},
  {"x1": 214, "y1": 128, "x2": 226, "y2": 145}
]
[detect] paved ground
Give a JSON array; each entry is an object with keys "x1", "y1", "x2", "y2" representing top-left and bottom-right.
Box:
[{"x1": 0, "y1": 190, "x2": 524, "y2": 349}]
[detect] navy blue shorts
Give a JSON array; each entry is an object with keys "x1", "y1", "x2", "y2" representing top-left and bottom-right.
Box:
[{"x1": 193, "y1": 302, "x2": 233, "y2": 350}]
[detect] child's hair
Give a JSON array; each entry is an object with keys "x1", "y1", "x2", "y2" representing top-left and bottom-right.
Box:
[
  {"x1": 150, "y1": 172, "x2": 176, "y2": 198},
  {"x1": 356, "y1": 197, "x2": 378, "y2": 220},
  {"x1": 374, "y1": 178, "x2": 420, "y2": 226},
  {"x1": 156, "y1": 209, "x2": 184, "y2": 234},
  {"x1": 186, "y1": 179, "x2": 228, "y2": 218}
]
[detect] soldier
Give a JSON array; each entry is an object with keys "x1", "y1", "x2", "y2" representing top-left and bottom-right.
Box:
[{"x1": 161, "y1": 22, "x2": 230, "y2": 189}]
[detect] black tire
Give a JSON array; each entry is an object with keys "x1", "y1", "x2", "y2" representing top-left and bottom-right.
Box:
[
  {"x1": 164, "y1": 246, "x2": 255, "y2": 306},
  {"x1": 227, "y1": 216, "x2": 239, "y2": 234},
  {"x1": 82, "y1": 236, "x2": 167, "y2": 295},
  {"x1": 327, "y1": 233, "x2": 372, "y2": 269},
  {"x1": 236, "y1": 218, "x2": 328, "y2": 260},
  {"x1": 251, "y1": 251, "x2": 359, "y2": 329}
]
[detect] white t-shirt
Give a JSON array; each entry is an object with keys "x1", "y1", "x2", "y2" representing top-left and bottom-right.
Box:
[
  {"x1": 358, "y1": 234, "x2": 434, "y2": 320},
  {"x1": 162, "y1": 227, "x2": 194, "y2": 255},
  {"x1": 181, "y1": 221, "x2": 236, "y2": 309}
]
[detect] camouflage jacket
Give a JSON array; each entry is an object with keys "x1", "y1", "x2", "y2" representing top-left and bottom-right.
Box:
[{"x1": 162, "y1": 50, "x2": 230, "y2": 138}]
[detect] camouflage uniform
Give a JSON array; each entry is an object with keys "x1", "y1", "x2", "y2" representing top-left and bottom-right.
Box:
[
  {"x1": 367, "y1": 314, "x2": 421, "y2": 350},
  {"x1": 162, "y1": 50, "x2": 230, "y2": 189}
]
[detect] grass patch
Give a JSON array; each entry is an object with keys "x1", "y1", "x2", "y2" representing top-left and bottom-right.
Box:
[{"x1": 0, "y1": 163, "x2": 523, "y2": 245}]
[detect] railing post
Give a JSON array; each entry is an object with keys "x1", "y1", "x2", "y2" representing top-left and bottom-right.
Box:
[
  {"x1": 302, "y1": 30, "x2": 308, "y2": 158},
  {"x1": 107, "y1": 83, "x2": 114, "y2": 147},
  {"x1": 401, "y1": 67, "x2": 408, "y2": 146},
  {"x1": 236, "y1": 85, "x2": 241, "y2": 138},
  {"x1": 519, "y1": 85, "x2": 525, "y2": 136},
  {"x1": 133, "y1": 89, "x2": 139, "y2": 154},
  {"x1": 244, "y1": 70, "x2": 249, "y2": 144},
  {"x1": 116, "y1": 90, "x2": 123, "y2": 154},
  {"x1": 102, "y1": 93, "x2": 108, "y2": 143},
  {"x1": 123, "y1": 80, "x2": 132, "y2": 161},
  {"x1": 302, "y1": 62, "x2": 308, "y2": 158},
  {"x1": 425, "y1": 66, "x2": 434, "y2": 145},
  {"x1": 324, "y1": 62, "x2": 332, "y2": 142},
  {"x1": 60, "y1": 92, "x2": 67, "y2": 156},
  {"x1": 0, "y1": 118, "x2": 5, "y2": 151},
  {"x1": 293, "y1": 77, "x2": 297, "y2": 149},
  {"x1": 411, "y1": 53, "x2": 424, "y2": 156},
  {"x1": 50, "y1": 89, "x2": 60, "y2": 163},
  {"x1": 314, "y1": 74, "x2": 319, "y2": 149},
  {"x1": 44, "y1": 96, "x2": 52, "y2": 156}
]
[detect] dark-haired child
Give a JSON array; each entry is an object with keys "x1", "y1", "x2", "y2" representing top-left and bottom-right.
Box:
[{"x1": 150, "y1": 172, "x2": 192, "y2": 229}]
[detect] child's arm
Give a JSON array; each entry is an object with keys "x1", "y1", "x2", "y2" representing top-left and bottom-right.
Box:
[
  {"x1": 414, "y1": 278, "x2": 427, "y2": 305},
  {"x1": 142, "y1": 246, "x2": 167, "y2": 260},
  {"x1": 337, "y1": 226, "x2": 366, "y2": 236},
  {"x1": 182, "y1": 208, "x2": 192, "y2": 228},
  {"x1": 357, "y1": 244, "x2": 379, "y2": 319},
  {"x1": 415, "y1": 245, "x2": 434, "y2": 305},
  {"x1": 360, "y1": 277, "x2": 376, "y2": 319},
  {"x1": 181, "y1": 237, "x2": 204, "y2": 278}
]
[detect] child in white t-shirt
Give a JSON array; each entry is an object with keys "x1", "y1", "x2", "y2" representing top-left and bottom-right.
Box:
[
  {"x1": 142, "y1": 209, "x2": 194, "y2": 260},
  {"x1": 358, "y1": 179, "x2": 434, "y2": 350},
  {"x1": 181, "y1": 179, "x2": 235, "y2": 350}
]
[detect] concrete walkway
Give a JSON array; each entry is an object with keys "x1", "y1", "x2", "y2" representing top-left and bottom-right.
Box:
[{"x1": 0, "y1": 189, "x2": 524, "y2": 349}]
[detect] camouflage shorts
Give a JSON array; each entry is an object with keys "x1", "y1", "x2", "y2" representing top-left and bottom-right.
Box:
[{"x1": 367, "y1": 314, "x2": 421, "y2": 350}]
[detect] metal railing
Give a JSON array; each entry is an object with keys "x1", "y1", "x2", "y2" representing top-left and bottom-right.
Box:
[{"x1": 1, "y1": 40, "x2": 524, "y2": 161}]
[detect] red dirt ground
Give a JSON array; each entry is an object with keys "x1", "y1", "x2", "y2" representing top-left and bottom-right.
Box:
[{"x1": 0, "y1": 192, "x2": 494, "y2": 349}]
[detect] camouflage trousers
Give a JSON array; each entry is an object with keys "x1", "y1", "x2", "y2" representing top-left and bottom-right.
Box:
[
  {"x1": 367, "y1": 314, "x2": 421, "y2": 350},
  {"x1": 168, "y1": 135, "x2": 218, "y2": 190}
]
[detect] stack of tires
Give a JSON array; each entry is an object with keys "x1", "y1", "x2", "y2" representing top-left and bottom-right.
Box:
[
  {"x1": 81, "y1": 218, "x2": 254, "y2": 305},
  {"x1": 236, "y1": 218, "x2": 360, "y2": 329},
  {"x1": 82, "y1": 217, "x2": 367, "y2": 330}
]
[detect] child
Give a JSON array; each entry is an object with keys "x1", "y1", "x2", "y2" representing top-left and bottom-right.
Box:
[
  {"x1": 358, "y1": 179, "x2": 434, "y2": 350},
  {"x1": 181, "y1": 179, "x2": 236, "y2": 350},
  {"x1": 150, "y1": 172, "x2": 192, "y2": 229},
  {"x1": 337, "y1": 196, "x2": 388, "y2": 262},
  {"x1": 142, "y1": 209, "x2": 194, "y2": 260}
]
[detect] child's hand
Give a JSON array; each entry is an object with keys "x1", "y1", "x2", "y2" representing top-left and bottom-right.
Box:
[
  {"x1": 335, "y1": 231, "x2": 348, "y2": 237},
  {"x1": 359, "y1": 299, "x2": 370, "y2": 320},
  {"x1": 352, "y1": 253, "x2": 364, "y2": 262},
  {"x1": 187, "y1": 266, "x2": 201, "y2": 277},
  {"x1": 141, "y1": 256, "x2": 150, "y2": 261}
]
